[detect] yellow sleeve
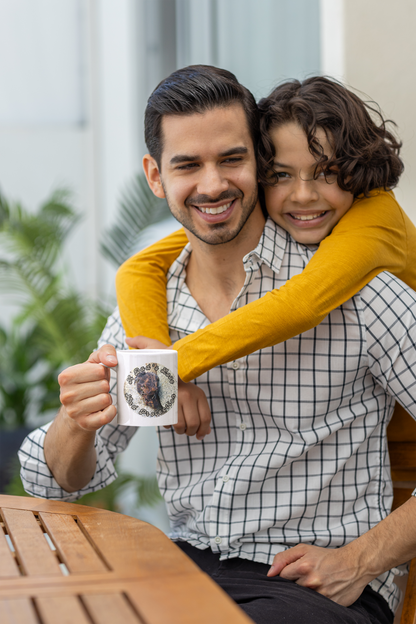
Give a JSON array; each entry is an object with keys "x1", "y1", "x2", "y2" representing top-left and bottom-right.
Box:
[
  {"x1": 174, "y1": 190, "x2": 416, "y2": 381},
  {"x1": 116, "y1": 228, "x2": 188, "y2": 346},
  {"x1": 116, "y1": 190, "x2": 416, "y2": 383}
]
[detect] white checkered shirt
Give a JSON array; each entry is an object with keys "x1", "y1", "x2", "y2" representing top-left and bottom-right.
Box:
[{"x1": 19, "y1": 218, "x2": 416, "y2": 613}]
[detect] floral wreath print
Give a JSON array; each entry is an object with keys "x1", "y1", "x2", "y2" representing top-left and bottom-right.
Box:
[{"x1": 123, "y1": 362, "x2": 177, "y2": 418}]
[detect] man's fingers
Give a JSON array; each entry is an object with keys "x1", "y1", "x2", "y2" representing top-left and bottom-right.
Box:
[
  {"x1": 58, "y1": 362, "x2": 110, "y2": 387},
  {"x1": 73, "y1": 404, "x2": 117, "y2": 431},
  {"x1": 60, "y1": 379, "x2": 110, "y2": 405},
  {"x1": 267, "y1": 546, "x2": 307, "y2": 577},
  {"x1": 63, "y1": 392, "x2": 113, "y2": 421},
  {"x1": 87, "y1": 344, "x2": 118, "y2": 366}
]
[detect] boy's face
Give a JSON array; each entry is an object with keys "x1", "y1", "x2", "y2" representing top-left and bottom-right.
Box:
[{"x1": 263, "y1": 122, "x2": 354, "y2": 245}]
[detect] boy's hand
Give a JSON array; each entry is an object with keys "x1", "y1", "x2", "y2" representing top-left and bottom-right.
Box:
[
  {"x1": 174, "y1": 378, "x2": 211, "y2": 440},
  {"x1": 125, "y1": 336, "x2": 172, "y2": 350},
  {"x1": 126, "y1": 336, "x2": 212, "y2": 440}
]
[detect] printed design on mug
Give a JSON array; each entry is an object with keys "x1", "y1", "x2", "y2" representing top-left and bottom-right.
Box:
[{"x1": 123, "y1": 363, "x2": 177, "y2": 417}]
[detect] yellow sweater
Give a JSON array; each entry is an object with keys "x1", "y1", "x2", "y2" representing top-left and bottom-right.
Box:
[{"x1": 116, "y1": 190, "x2": 416, "y2": 383}]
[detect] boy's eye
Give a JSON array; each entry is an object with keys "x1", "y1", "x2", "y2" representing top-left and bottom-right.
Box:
[
  {"x1": 318, "y1": 168, "x2": 337, "y2": 178},
  {"x1": 222, "y1": 157, "x2": 243, "y2": 164}
]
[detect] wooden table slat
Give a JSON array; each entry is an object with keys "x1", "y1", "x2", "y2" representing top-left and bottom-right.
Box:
[
  {"x1": 126, "y1": 573, "x2": 254, "y2": 624},
  {"x1": 82, "y1": 593, "x2": 144, "y2": 624},
  {"x1": 0, "y1": 496, "x2": 254, "y2": 624},
  {"x1": 77, "y1": 513, "x2": 200, "y2": 577},
  {"x1": 0, "y1": 527, "x2": 20, "y2": 578},
  {"x1": 39, "y1": 512, "x2": 108, "y2": 574},
  {"x1": 0, "y1": 598, "x2": 39, "y2": 624},
  {"x1": 35, "y1": 596, "x2": 92, "y2": 624},
  {"x1": 1, "y1": 509, "x2": 62, "y2": 577}
]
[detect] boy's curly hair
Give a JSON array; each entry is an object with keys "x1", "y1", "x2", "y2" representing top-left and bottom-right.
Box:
[{"x1": 257, "y1": 76, "x2": 404, "y2": 197}]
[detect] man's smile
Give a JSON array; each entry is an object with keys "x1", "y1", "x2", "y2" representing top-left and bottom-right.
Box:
[
  {"x1": 196, "y1": 200, "x2": 234, "y2": 214},
  {"x1": 191, "y1": 199, "x2": 237, "y2": 223}
]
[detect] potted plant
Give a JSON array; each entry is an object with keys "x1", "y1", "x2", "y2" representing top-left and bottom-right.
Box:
[{"x1": 0, "y1": 174, "x2": 171, "y2": 508}]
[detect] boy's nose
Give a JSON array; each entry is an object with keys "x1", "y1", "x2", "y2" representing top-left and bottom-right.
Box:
[{"x1": 290, "y1": 178, "x2": 319, "y2": 204}]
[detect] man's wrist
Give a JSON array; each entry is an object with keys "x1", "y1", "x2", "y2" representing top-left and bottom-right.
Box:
[
  {"x1": 60, "y1": 407, "x2": 98, "y2": 440},
  {"x1": 341, "y1": 539, "x2": 380, "y2": 586}
]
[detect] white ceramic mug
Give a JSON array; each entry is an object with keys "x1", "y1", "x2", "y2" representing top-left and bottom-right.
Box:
[{"x1": 116, "y1": 349, "x2": 178, "y2": 427}]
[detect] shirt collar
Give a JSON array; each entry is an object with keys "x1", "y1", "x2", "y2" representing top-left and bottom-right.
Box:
[
  {"x1": 168, "y1": 217, "x2": 291, "y2": 283},
  {"x1": 243, "y1": 217, "x2": 289, "y2": 276}
]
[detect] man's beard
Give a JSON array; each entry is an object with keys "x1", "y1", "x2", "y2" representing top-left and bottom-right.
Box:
[{"x1": 162, "y1": 186, "x2": 259, "y2": 246}]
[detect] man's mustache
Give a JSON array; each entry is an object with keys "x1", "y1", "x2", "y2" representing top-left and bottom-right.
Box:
[{"x1": 185, "y1": 190, "x2": 243, "y2": 206}]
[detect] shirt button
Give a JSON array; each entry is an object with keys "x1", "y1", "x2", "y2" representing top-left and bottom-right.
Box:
[
  {"x1": 232, "y1": 361, "x2": 240, "y2": 370},
  {"x1": 214, "y1": 536, "x2": 222, "y2": 544},
  {"x1": 239, "y1": 423, "x2": 247, "y2": 431},
  {"x1": 222, "y1": 475, "x2": 230, "y2": 482}
]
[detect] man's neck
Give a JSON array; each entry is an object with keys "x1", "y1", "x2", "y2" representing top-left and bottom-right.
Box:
[{"x1": 184, "y1": 207, "x2": 266, "y2": 323}]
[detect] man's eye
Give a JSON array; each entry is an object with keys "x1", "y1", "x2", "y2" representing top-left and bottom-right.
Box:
[{"x1": 177, "y1": 163, "x2": 198, "y2": 170}]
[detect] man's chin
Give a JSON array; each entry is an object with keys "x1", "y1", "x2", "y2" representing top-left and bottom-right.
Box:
[{"x1": 185, "y1": 223, "x2": 246, "y2": 246}]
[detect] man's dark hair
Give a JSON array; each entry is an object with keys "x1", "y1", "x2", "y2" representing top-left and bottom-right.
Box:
[
  {"x1": 144, "y1": 65, "x2": 259, "y2": 169},
  {"x1": 257, "y1": 76, "x2": 404, "y2": 196}
]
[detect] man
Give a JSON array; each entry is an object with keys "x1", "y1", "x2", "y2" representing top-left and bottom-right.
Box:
[{"x1": 20, "y1": 66, "x2": 416, "y2": 624}]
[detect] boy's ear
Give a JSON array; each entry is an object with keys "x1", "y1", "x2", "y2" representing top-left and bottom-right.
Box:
[{"x1": 143, "y1": 154, "x2": 165, "y2": 199}]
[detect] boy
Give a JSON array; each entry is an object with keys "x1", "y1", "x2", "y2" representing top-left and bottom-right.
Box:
[{"x1": 117, "y1": 76, "x2": 416, "y2": 383}]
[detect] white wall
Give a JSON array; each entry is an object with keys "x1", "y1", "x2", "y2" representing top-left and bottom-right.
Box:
[
  {"x1": 0, "y1": 0, "x2": 150, "y2": 305},
  {"x1": 343, "y1": 0, "x2": 416, "y2": 223}
]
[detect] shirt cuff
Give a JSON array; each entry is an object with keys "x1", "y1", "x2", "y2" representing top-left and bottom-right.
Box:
[{"x1": 18, "y1": 421, "x2": 118, "y2": 501}]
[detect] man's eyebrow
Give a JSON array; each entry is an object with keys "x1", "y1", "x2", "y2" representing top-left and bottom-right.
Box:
[
  {"x1": 169, "y1": 146, "x2": 248, "y2": 166},
  {"x1": 169, "y1": 154, "x2": 199, "y2": 165}
]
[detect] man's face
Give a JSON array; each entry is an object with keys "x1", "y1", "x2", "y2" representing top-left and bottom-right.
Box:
[
  {"x1": 264, "y1": 122, "x2": 354, "y2": 245},
  {"x1": 145, "y1": 104, "x2": 260, "y2": 246}
]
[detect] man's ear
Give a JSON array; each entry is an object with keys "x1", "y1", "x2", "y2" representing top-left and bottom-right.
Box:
[{"x1": 143, "y1": 154, "x2": 165, "y2": 198}]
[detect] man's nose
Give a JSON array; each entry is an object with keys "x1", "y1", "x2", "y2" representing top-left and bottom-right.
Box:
[
  {"x1": 196, "y1": 165, "x2": 229, "y2": 197},
  {"x1": 290, "y1": 177, "x2": 319, "y2": 204}
]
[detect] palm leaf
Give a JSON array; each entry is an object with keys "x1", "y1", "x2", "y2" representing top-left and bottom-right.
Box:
[
  {"x1": 100, "y1": 173, "x2": 172, "y2": 267},
  {"x1": 0, "y1": 189, "x2": 110, "y2": 427}
]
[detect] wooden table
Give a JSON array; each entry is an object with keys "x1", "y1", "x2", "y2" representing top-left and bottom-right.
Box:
[{"x1": 0, "y1": 495, "x2": 253, "y2": 624}]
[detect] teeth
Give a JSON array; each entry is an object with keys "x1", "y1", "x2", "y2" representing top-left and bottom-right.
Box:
[
  {"x1": 198, "y1": 201, "x2": 232, "y2": 214},
  {"x1": 291, "y1": 211, "x2": 326, "y2": 221}
]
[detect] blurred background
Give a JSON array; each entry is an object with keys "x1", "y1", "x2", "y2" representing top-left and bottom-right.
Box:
[{"x1": 0, "y1": 0, "x2": 415, "y2": 529}]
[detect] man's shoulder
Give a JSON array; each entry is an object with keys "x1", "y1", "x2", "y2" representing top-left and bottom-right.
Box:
[{"x1": 359, "y1": 271, "x2": 416, "y2": 315}]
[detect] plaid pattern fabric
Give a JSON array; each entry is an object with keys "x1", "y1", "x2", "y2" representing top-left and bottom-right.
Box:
[{"x1": 19, "y1": 218, "x2": 416, "y2": 613}]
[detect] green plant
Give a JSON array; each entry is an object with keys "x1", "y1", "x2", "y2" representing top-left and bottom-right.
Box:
[
  {"x1": 0, "y1": 174, "x2": 172, "y2": 513},
  {"x1": 100, "y1": 172, "x2": 171, "y2": 267},
  {"x1": 0, "y1": 190, "x2": 109, "y2": 427},
  {"x1": 0, "y1": 324, "x2": 57, "y2": 428}
]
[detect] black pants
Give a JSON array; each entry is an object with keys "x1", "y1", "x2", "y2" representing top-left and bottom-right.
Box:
[{"x1": 175, "y1": 542, "x2": 394, "y2": 624}]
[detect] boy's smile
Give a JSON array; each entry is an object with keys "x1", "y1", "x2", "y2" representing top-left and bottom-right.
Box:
[{"x1": 264, "y1": 122, "x2": 354, "y2": 245}]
